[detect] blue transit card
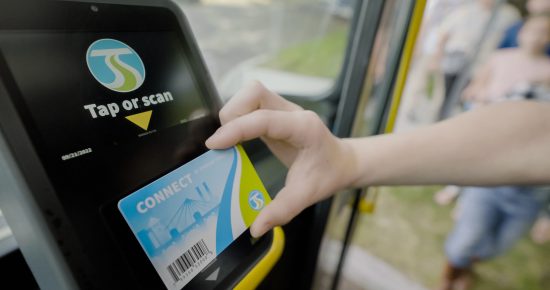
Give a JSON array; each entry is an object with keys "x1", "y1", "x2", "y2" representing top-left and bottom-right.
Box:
[{"x1": 118, "y1": 145, "x2": 270, "y2": 289}]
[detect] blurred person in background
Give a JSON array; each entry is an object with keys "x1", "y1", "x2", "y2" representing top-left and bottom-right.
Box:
[
  {"x1": 434, "y1": 1, "x2": 550, "y2": 204},
  {"x1": 438, "y1": 14, "x2": 550, "y2": 290},
  {"x1": 431, "y1": 0, "x2": 520, "y2": 118},
  {"x1": 499, "y1": 0, "x2": 550, "y2": 54},
  {"x1": 461, "y1": 14, "x2": 550, "y2": 105},
  {"x1": 395, "y1": 0, "x2": 472, "y2": 131}
]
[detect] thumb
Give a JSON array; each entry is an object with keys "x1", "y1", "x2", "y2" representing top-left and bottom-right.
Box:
[{"x1": 250, "y1": 186, "x2": 306, "y2": 238}]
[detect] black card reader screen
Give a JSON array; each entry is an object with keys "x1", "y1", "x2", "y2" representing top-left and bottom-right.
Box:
[
  {"x1": 0, "y1": 28, "x2": 221, "y2": 288},
  {"x1": 1, "y1": 31, "x2": 211, "y2": 155}
]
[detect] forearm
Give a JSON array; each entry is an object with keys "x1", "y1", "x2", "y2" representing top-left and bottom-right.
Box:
[{"x1": 346, "y1": 101, "x2": 550, "y2": 187}]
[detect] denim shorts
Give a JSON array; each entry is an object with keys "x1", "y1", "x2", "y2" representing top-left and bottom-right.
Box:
[{"x1": 445, "y1": 186, "x2": 542, "y2": 268}]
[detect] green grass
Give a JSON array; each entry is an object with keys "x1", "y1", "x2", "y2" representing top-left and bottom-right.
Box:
[
  {"x1": 261, "y1": 27, "x2": 348, "y2": 78},
  {"x1": 338, "y1": 186, "x2": 550, "y2": 290}
]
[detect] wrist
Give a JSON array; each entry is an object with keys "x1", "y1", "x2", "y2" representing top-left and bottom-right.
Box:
[
  {"x1": 342, "y1": 135, "x2": 397, "y2": 188},
  {"x1": 339, "y1": 138, "x2": 371, "y2": 189}
]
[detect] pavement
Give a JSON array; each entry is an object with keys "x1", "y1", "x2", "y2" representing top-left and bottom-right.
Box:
[
  {"x1": 314, "y1": 238, "x2": 430, "y2": 290},
  {"x1": 218, "y1": 54, "x2": 334, "y2": 100}
]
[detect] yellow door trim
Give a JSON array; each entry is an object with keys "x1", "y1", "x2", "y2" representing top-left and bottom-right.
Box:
[
  {"x1": 233, "y1": 227, "x2": 285, "y2": 290},
  {"x1": 385, "y1": 0, "x2": 427, "y2": 133},
  {"x1": 360, "y1": 0, "x2": 427, "y2": 214}
]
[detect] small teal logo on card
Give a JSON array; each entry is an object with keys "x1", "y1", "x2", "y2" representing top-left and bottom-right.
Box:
[
  {"x1": 248, "y1": 190, "x2": 265, "y2": 211},
  {"x1": 86, "y1": 39, "x2": 145, "y2": 92}
]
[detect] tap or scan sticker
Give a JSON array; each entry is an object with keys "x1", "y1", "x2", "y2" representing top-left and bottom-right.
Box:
[{"x1": 118, "y1": 145, "x2": 270, "y2": 289}]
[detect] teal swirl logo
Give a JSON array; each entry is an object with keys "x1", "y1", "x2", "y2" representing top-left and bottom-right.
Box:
[
  {"x1": 248, "y1": 190, "x2": 265, "y2": 211},
  {"x1": 86, "y1": 39, "x2": 145, "y2": 93}
]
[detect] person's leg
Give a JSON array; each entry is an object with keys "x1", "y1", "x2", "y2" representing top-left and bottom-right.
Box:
[
  {"x1": 484, "y1": 187, "x2": 541, "y2": 259},
  {"x1": 440, "y1": 187, "x2": 500, "y2": 290},
  {"x1": 445, "y1": 187, "x2": 499, "y2": 268},
  {"x1": 439, "y1": 73, "x2": 458, "y2": 119}
]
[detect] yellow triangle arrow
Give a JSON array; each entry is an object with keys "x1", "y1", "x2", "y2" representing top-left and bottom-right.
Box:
[{"x1": 125, "y1": 110, "x2": 152, "y2": 131}]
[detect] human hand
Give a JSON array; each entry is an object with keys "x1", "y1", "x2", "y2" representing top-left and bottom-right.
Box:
[
  {"x1": 531, "y1": 216, "x2": 550, "y2": 244},
  {"x1": 205, "y1": 81, "x2": 358, "y2": 237},
  {"x1": 461, "y1": 85, "x2": 477, "y2": 102}
]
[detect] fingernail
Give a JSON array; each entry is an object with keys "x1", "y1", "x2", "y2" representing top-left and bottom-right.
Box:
[
  {"x1": 205, "y1": 135, "x2": 214, "y2": 144},
  {"x1": 205, "y1": 137, "x2": 213, "y2": 148},
  {"x1": 250, "y1": 225, "x2": 262, "y2": 238},
  {"x1": 205, "y1": 128, "x2": 222, "y2": 147},
  {"x1": 254, "y1": 226, "x2": 269, "y2": 238}
]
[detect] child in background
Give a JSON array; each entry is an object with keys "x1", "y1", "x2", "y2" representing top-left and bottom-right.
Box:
[
  {"x1": 461, "y1": 14, "x2": 550, "y2": 105},
  {"x1": 434, "y1": 13, "x2": 550, "y2": 206},
  {"x1": 437, "y1": 14, "x2": 550, "y2": 290},
  {"x1": 499, "y1": 0, "x2": 550, "y2": 55}
]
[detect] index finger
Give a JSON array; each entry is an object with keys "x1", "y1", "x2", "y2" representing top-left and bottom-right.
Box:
[
  {"x1": 205, "y1": 109, "x2": 307, "y2": 149},
  {"x1": 219, "y1": 81, "x2": 302, "y2": 124}
]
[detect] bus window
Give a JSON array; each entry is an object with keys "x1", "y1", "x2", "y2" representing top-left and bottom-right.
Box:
[{"x1": 178, "y1": 0, "x2": 355, "y2": 100}]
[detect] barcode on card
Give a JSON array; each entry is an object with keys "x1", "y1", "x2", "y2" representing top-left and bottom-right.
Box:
[{"x1": 167, "y1": 239, "x2": 211, "y2": 283}]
